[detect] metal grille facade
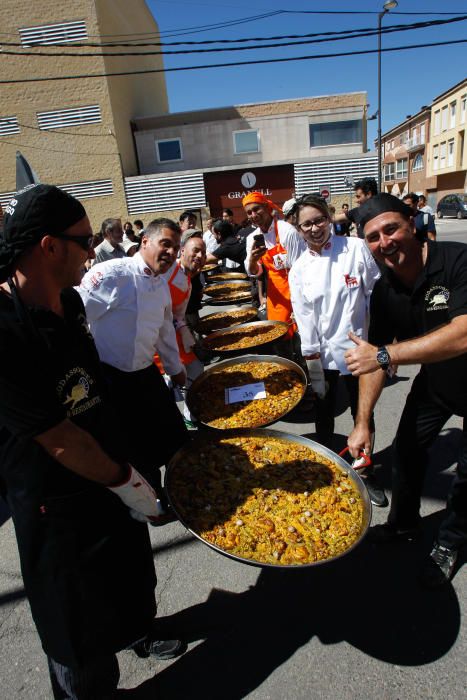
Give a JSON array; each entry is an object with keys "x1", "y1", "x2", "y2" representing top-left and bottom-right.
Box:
[
  {"x1": 0, "y1": 190, "x2": 16, "y2": 208},
  {"x1": 37, "y1": 105, "x2": 101, "y2": 130},
  {"x1": 294, "y1": 156, "x2": 378, "y2": 196},
  {"x1": 0, "y1": 116, "x2": 20, "y2": 136},
  {"x1": 59, "y1": 180, "x2": 113, "y2": 200},
  {"x1": 19, "y1": 20, "x2": 87, "y2": 46},
  {"x1": 124, "y1": 173, "x2": 206, "y2": 214}
]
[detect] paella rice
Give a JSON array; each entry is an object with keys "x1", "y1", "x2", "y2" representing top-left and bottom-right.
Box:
[
  {"x1": 204, "y1": 281, "x2": 251, "y2": 298},
  {"x1": 169, "y1": 435, "x2": 365, "y2": 566},
  {"x1": 197, "y1": 308, "x2": 258, "y2": 335},
  {"x1": 205, "y1": 323, "x2": 287, "y2": 351},
  {"x1": 189, "y1": 360, "x2": 304, "y2": 428}
]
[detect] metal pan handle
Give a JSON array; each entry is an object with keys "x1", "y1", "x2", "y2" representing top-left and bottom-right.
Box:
[{"x1": 338, "y1": 446, "x2": 372, "y2": 470}]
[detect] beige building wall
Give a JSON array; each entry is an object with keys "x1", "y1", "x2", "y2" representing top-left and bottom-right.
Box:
[
  {"x1": 427, "y1": 79, "x2": 467, "y2": 188},
  {"x1": 134, "y1": 93, "x2": 368, "y2": 174},
  {"x1": 0, "y1": 0, "x2": 168, "y2": 229}
]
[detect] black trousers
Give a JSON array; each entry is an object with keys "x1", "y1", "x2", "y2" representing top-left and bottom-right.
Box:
[
  {"x1": 48, "y1": 654, "x2": 119, "y2": 700},
  {"x1": 102, "y1": 363, "x2": 189, "y2": 507},
  {"x1": 316, "y1": 370, "x2": 375, "y2": 448},
  {"x1": 389, "y1": 371, "x2": 467, "y2": 550}
]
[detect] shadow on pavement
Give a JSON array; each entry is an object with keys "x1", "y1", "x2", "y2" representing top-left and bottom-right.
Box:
[{"x1": 118, "y1": 509, "x2": 461, "y2": 700}]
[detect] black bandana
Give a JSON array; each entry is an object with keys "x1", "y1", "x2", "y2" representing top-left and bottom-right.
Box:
[
  {"x1": 0, "y1": 184, "x2": 86, "y2": 282},
  {"x1": 355, "y1": 193, "x2": 413, "y2": 231}
]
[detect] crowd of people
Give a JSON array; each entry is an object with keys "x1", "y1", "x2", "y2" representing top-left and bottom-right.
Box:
[{"x1": 0, "y1": 176, "x2": 464, "y2": 698}]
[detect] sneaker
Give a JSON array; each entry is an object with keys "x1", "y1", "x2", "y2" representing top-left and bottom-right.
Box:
[
  {"x1": 360, "y1": 472, "x2": 389, "y2": 508},
  {"x1": 368, "y1": 522, "x2": 419, "y2": 544},
  {"x1": 419, "y1": 543, "x2": 458, "y2": 589},
  {"x1": 133, "y1": 637, "x2": 184, "y2": 660}
]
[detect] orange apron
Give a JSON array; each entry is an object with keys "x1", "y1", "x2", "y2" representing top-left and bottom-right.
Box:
[
  {"x1": 261, "y1": 219, "x2": 296, "y2": 339},
  {"x1": 154, "y1": 262, "x2": 196, "y2": 372}
]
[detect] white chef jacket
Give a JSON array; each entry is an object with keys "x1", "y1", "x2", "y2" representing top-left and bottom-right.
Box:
[
  {"x1": 289, "y1": 235, "x2": 381, "y2": 374},
  {"x1": 77, "y1": 252, "x2": 183, "y2": 375},
  {"x1": 203, "y1": 230, "x2": 218, "y2": 255},
  {"x1": 244, "y1": 218, "x2": 306, "y2": 277}
]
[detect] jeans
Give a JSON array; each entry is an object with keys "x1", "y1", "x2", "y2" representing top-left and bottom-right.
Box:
[{"x1": 389, "y1": 371, "x2": 467, "y2": 550}]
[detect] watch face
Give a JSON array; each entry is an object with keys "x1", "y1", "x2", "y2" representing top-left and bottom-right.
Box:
[{"x1": 377, "y1": 348, "x2": 390, "y2": 366}]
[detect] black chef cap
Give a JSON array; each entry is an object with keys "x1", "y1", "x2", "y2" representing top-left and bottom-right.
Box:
[
  {"x1": 0, "y1": 184, "x2": 86, "y2": 282},
  {"x1": 355, "y1": 193, "x2": 414, "y2": 231}
]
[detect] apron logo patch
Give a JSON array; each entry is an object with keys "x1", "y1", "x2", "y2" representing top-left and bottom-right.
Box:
[
  {"x1": 272, "y1": 252, "x2": 287, "y2": 270},
  {"x1": 87, "y1": 271, "x2": 103, "y2": 289},
  {"x1": 425, "y1": 285, "x2": 449, "y2": 311}
]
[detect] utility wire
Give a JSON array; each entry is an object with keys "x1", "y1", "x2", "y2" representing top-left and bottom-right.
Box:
[
  {"x1": 2, "y1": 17, "x2": 465, "y2": 57},
  {"x1": 2, "y1": 15, "x2": 464, "y2": 49},
  {"x1": 1, "y1": 38, "x2": 464, "y2": 85},
  {"x1": 0, "y1": 138, "x2": 118, "y2": 156}
]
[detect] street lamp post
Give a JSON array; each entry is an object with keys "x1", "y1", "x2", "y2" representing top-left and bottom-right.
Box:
[{"x1": 377, "y1": 0, "x2": 398, "y2": 192}]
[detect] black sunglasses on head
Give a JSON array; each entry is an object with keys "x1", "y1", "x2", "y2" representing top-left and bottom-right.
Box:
[{"x1": 53, "y1": 234, "x2": 94, "y2": 251}]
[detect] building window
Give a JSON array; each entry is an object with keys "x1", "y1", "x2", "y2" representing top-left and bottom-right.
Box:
[
  {"x1": 433, "y1": 145, "x2": 439, "y2": 170},
  {"x1": 155, "y1": 138, "x2": 183, "y2": 163},
  {"x1": 448, "y1": 139, "x2": 455, "y2": 167},
  {"x1": 440, "y1": 142, "x2": 446, "y2": 168},
  {"x1": 309, "y1": 120, "x2": 362, "y2": 147},
  {"x1": 412, "y1": 154, "x2": 423, "y2": 172},
  {"x1": 434, "y1": 110, "x2": 440, "y2": 135},
  {"x1": 384, "y1": 163, "x2": 395, "y2": 181},
  {"x1": 0, "y1": 115, "x2": 20, "y2": 136},
  {"x1": 461, "y1": 95, "x2": 466, "y2": 124},
  {"x1": 19, "y1": 20, "x2": 87, "y2": 46},
  {"x1": 37, "y1": 105, "x2": 101, "y2": 130},
  {"x1": 396, "y1": 158, "x2": 408, "y2": 179},
  {"x1": 441, "y1": 106, "x2": 448, "y2": 131},
  {"x1": 233, "y1": 129, "x2": 260, "y2": 154},
  {"x1": 421, "y1": 123, "x2": 426, "y2": 144},
  {"x1": 450, "y1": 101, "x2": 456, "y2": 129}
]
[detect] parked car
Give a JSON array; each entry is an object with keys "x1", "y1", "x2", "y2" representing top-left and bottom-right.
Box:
[{"x1": 436, "y1": 193, "x2": 467, "y2": 219}]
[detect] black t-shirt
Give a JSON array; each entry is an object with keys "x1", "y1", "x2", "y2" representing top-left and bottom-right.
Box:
[
  {"x1": 414, "y1": 210, "x2": 436, "y2": 240},
  {"x1": 0, "y1": 287, "x2": 122, "y2": 496},
  {"x1": 347, "y1": 207, "x2": 364, "y2": 238},
  {"x1": 213, "y1": 235, "x2": 246, "y2": 267},
  {"x1": 187, "y1": 272, "x2": 204, "y2": 313},
  {"x1": 369, "y1": 241, "x2": 467, "y2": 416}
]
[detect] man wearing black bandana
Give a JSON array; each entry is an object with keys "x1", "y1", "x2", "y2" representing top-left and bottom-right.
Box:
[
  {"x1": 344, "y1": 193, "x2": 467, "y2": 588},
  {"x1": 0, "y1": 185, "x2": 182, "y2": 699}
]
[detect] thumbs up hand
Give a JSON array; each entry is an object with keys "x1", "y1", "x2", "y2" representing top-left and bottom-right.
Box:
[{"x1": 344, "y1": 332, "x2": 380, "y2": 376}]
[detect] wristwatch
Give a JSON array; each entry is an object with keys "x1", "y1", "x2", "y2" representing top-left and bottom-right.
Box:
[{"x1": 376, "y1": 346, "x2": 391, "y2": 371}]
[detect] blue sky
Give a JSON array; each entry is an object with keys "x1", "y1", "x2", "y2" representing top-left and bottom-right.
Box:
[{"x1": 147, "y1": 0, "x2": 467, "y2": 147}]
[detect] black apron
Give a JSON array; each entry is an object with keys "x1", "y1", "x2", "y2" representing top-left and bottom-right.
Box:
[{"x1": 0, "y1": 289, "x2": 157, "y2": 666}]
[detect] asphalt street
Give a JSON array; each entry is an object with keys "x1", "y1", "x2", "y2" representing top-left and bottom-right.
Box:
[{"x1": 1, "y1": 218, "x2": 466, "y2": 699}]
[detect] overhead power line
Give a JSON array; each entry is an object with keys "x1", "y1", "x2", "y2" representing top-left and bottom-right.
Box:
[
  {"x1": 1, "y1": 15, "x2": 464, "y2": 49},
  {"x1": 2, "y1": 16, "x2": 466, "y2": 58},
  {"x1": 0, "y1": 138, "x2": 118, "y2": 157},
  {"x1": 1, "y1": 38, "x2": 464, "y2": 85}
]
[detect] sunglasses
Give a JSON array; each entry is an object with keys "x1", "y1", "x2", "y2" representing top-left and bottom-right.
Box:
[{"x1": 54, "y1": 234, "x2": 94, "y2": 252}]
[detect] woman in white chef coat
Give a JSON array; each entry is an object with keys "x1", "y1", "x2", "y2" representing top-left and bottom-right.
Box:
[{"x1": 289, "y1": 194, "x2": 380, "y2": 450}]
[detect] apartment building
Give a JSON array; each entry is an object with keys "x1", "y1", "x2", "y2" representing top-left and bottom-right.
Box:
[
  {"x1": 428, "y1": 78, "x2": 467, "y2": 202},
  {"x1": 0, "y1": 0, "x2": 168, "y2": 228},
  {"x1": 380, "y1": 107, "x2": 431, "y2": 201}
]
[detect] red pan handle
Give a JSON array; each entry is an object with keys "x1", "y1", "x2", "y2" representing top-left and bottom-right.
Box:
[{"x1": 338, "y1": 446, "x2": 372, "y2": 470}]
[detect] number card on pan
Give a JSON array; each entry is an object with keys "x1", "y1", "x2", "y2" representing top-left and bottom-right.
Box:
[{"x1": 225, "y1": 382, "x2": 267, "y2": 404}]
